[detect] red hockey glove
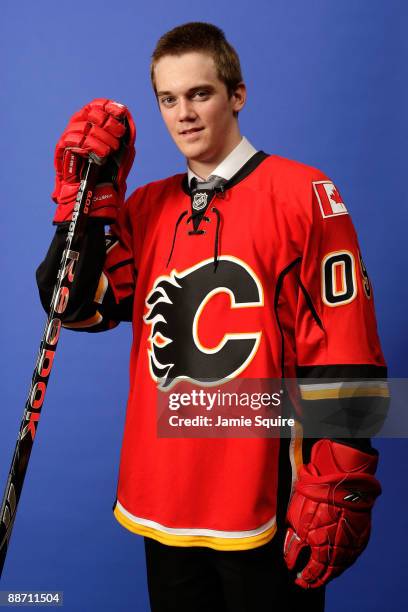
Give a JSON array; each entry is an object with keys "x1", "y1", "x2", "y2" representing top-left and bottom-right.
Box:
[
  {"x1": 52, "y1": 98, "x2": 136, "y2": 223},
  {"x1": 284, "y1": 439, "x2": 381, "y2": 589}
]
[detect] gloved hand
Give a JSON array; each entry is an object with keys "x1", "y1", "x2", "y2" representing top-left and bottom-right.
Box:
[
  {"x1": 284, "y1": 439, "x2": 381, "y2": 589},
  {"x1": 52, "y1": 98, "x2": 136, "y2": 223}
]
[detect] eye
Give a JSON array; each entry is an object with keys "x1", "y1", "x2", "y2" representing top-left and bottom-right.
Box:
[
  {"x1": 160, "y1": 96, "x2": 176, "y2": 107},
  {"x1": 193, "y1": 90, "x2": 210, "y2": 100}
]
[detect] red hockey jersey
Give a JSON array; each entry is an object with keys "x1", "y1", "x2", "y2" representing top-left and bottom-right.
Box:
[{"x1": 62, "y1": 153, "x2": 387, "y2": 550}]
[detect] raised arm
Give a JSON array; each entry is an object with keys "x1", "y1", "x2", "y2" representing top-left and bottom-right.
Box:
[{"x1": 36, "y1": 98, "x2": 136, "y2": 332}]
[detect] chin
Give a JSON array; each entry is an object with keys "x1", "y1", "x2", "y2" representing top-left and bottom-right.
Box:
[
  {"x1": 175, "y1": 138, "x2": 209, "y2": 160},
  {"x1": 180, "y1": 146, "x2": 206, "y2": 161}
]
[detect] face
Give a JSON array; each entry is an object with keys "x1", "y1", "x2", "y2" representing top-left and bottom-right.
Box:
[{"x1": 154, "y1": 52, "x2": 246, "y2": 172}]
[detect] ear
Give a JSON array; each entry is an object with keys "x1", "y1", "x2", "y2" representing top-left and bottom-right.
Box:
[{"x1": 231, "y1": 82, "x2": 247, "y2": 113}]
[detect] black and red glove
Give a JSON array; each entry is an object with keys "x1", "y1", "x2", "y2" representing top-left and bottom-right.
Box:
[
  {"x1": 284, "y1": 439, "x2": 381, "y2": 589},
  {"x1": 52, "y1": 98, "x2": 136, "y2": 223}
]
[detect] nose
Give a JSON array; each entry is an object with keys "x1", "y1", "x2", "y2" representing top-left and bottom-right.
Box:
[{"x1": 177, "y1": 96, "x2": 196, "y2": 122}]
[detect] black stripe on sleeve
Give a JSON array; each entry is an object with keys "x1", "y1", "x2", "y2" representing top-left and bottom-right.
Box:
[{"x1": 296, "y1": 364, "x2": 388, "y2": 380}]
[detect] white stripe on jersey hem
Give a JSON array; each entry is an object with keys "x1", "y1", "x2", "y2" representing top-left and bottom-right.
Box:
[{"x1": 115, "y1": 500, "x2": 276, "y2": 539}]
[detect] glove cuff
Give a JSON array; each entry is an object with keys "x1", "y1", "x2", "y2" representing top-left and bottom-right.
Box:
[
  {"x1": 53, "y1": 183, "x2": 121, "y2": 224},
  {"x1": 311, "y1": 439, "x2": 378, "y2": 476},
  {"x1": 295, "y1": 439, "x2": 382, "y2": 510}
]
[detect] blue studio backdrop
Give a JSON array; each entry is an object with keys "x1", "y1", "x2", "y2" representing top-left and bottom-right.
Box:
[{"x1": 1, "y1": 1, "x2": 407, "y2": 610}]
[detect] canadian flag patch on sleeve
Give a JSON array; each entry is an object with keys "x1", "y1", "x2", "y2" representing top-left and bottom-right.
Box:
[{"x1": 313, "y1": 181, "x2": 348, "y2": 218}]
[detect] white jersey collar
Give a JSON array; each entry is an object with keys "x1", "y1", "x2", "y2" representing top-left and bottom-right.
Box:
[{"x1": 187, "y1": 137, "x2": 258, "y2": 186}]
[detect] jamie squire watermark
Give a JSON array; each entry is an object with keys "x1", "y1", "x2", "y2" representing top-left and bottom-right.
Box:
[
  {"x1": 168, "y1": 414, "x2": 295, "y2": 428},
  {"x1": 157, "y1": 388, "x2": 295, "y2": 436},
  {"x1": 156, "y1": 376, "x2": 401, "y2": 439}
]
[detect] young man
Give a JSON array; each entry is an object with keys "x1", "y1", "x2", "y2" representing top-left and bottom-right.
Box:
[{"x1": 37, "y1": 22, "x2": 387, "y2": 612}]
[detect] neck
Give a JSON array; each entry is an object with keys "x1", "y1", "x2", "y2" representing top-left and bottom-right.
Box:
[{"x1": 188, "y1": 126, "x2": 242, "y2": 180}]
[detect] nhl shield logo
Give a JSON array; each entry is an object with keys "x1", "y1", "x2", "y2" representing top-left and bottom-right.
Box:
[{"x1": 192, "y1": 192, "x2": 208, "y2": 211}]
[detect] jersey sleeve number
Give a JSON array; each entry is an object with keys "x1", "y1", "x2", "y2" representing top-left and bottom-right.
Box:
[{"x1": 321, "y1": 251, "x2": 357, "y2": 306}]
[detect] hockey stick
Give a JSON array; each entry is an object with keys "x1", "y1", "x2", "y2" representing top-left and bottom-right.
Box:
[{"x1": 0, "y1": 157, "x2": 102, "y2": 578}]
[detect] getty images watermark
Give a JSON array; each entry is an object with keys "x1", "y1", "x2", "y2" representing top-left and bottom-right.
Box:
[
  {"x1": 167, "y1": 388, "x2": 294, "y2": 431},
  {"x1": 155, "y1": 377, "x2": 401, "y2": 439}
]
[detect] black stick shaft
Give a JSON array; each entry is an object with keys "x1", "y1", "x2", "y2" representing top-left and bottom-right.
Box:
[{"x1": 0, "y1": 159, "x2": 101, "y2": 578}]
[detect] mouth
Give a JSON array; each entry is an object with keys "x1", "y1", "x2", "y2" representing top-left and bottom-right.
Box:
[{"x1": 179, "y1": 127, "x2": 204, "y2": 136}]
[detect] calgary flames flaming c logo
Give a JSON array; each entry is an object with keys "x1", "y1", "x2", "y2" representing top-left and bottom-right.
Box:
[{"x1": 144, "y1": 257, "x2": 263, "y2": 389}]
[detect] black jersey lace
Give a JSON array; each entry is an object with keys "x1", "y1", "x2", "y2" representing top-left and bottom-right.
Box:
[{"x1": 166, "y1": 184, "x2": 225, "y2": 272}]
